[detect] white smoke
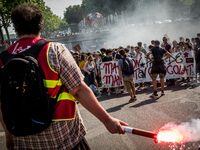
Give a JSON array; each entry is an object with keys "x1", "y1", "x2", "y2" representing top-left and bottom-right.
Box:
[{"x1": 160, "y1": 119, "x2": 200, "y2": 143}]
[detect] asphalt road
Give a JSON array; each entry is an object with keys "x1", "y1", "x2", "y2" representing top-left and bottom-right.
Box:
[
  {"x1": 0, "y1": 79, "x2": 200, "y2": 150},
  {"x1": 80, "y1": 79, "x2": 200, "y2": 150}
]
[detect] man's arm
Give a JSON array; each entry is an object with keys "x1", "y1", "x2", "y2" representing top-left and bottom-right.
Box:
[
  {"x1": 164, "y1": 51, "x2": 171, "y2": 61},
  {"x1": 118, "y1": 66, "x2": 122, "y2": 79},
  {"x1": 0, "y1": 104, "x2": 14, "y2": 150},
  {"x1": 70, "y1": 81, "x2": 128, "y2": 134},
  {"x1": 146, "y1": 51, "x2": 153, "y2": 62}
]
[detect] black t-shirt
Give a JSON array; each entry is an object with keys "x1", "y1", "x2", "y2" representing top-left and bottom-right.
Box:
[
  {"x1": 150, "y1": 47, "x2": 166, "y2": 63},
  {"x1": 102, "y1": 56, "x2": 112, "y2": 62},
  {"x1": 150, "y1": 47, "x2": 167, "y2": 74}
]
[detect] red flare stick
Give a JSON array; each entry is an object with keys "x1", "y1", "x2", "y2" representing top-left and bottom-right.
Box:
[{"x1": 122, "y1": 126, "x2": 157, "y2": 139}]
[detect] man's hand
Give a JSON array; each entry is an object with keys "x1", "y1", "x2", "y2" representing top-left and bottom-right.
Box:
[
  {"x1": 103, "y1": 116, "x2": 128, "y2": 134},
  {"x1": 6, "y1": 132, "x2": 14, "y2": 150}
]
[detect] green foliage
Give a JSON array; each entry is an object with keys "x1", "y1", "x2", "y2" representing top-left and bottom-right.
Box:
[
  {"x1": 0, "y1": 0, "x2": 67, "y2": 39},
  {"x1": 64, "y1": 5, "x2": 84, "y2": 24}
]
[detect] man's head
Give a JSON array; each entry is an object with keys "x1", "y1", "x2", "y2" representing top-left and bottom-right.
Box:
[
  {"x1": 151, "y1": 40, "x2": 155, "y2": 45},
  {"x1": 106, "y1": 49, "x2": 112, "y2": 56},
  {"x1": 197, "y1": 33, "x2": 200, "y2": 38},
  {"x1": 154, "y1": 40, "x2": 160, "y2": 47},
  {"x1": 11, "y1": 3, "x2": 43, "y2": 37},
  {"x1": 137, "y1": 42, "x2": 142, "y2": 47},
  {"x1": 124, "y1": 48, "x2": 129, "y2": 53},
  {"x1": 162, "y1": 37, "x2": 168, "y2": 44},
  {"x1": 179, "y1": 36, "x2": 184, "y2": 42},
  {"x1": 100, "y1": 48, "x2": 106, "y2": 54}
]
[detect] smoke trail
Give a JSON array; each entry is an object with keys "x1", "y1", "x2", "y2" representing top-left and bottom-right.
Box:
[{"x1": 159, "y1": 119, "x2": 200, "y2": 143}]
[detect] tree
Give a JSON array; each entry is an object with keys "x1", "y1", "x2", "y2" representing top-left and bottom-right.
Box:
[{"x1": 64, "y1": 5, "x2": 84, "y2": 24}]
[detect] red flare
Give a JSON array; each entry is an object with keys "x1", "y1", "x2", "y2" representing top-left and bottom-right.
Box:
[{"x1": 156, "y1": 130, "x2": 183, "y2": 143}]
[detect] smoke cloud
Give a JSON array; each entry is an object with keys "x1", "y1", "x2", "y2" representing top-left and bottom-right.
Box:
[
  {"x1": 159, "y1": 119, "x2": 200, "y2": 143},
  {"x1": 80, "y1": 1, "x2": 200, "y2": 52}
]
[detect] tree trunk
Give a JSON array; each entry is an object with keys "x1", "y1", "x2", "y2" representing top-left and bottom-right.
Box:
[
  {"x1": 4, "y1": 27, "x2": 11, "y2": 45},
  {"x1": 0, "y1": 27, "x2": 4, "y2": 42}
]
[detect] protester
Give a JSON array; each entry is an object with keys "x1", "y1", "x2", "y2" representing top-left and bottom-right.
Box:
[
  {"x1": 184, "y1": 41, "x2": 193, "y2": 82},
  {"x1": 137, "y1": 42, "x2": 147, "y2": 55},
  {"x1": 195, "y1": 37, "x2": 200, "y2": 80},
  {"x1": 163, "y1": 37, "x2": 175, "y2": 86},
  {"x1": 100, "y1": 48, "x2": 106, "y2": 60},
  {"x1": 118, "y1": 49, "x2": 137, "y2": 102},
  {"x1": 135, "y1": 46, "x2": 147, "y2": 89},
  {"x1": 0, "y1": 3, "x2": 128, "y2": 150},
  {"x1": 147, "y1": 40, "x2": 171, "y2": 98},
  {"x1": 102, "y1": 49, "x2": 113, "y2": 96},
  {"x1": 172, "y1": 40, "x2": 178, "y2": 53},
  {"x1": 83, "y1": 55, "x2": 97, "y2": 86},
  {"x1": 130, "y1": 46, "x2": 136, "y2": 58},
  {"x1": 79, "y1": 54, "x2": 86, "y2": 75},
  {"x1": 94, "y1": 52, "x2": 101, "y2": 87}
]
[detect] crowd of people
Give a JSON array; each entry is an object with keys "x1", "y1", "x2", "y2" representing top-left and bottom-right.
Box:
[
  {"x1": 70, "y1": 32, "x2": 200, "y2": 99},
  {"x1": 0, "y1": 2, "x2": 200, "y2": 150}
]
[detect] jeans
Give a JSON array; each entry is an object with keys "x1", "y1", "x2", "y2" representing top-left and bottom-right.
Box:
[{"x1": 84, "y1": 71, "x2": 95, "y2": 86}]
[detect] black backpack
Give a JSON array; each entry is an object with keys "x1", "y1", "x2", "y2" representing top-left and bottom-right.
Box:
[
  {"x1": 122, "y1": 57, "x2": 134, "y2": 75},
  {"x1": 0, "y1": 39, "x2": 57, "y2": 136}
]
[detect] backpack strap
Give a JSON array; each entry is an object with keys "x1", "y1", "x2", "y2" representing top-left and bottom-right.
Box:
[
  {"x1": 0, "y1": 39, "x2": 53, "y2": 65},
  {"x1": 0, "y1": 50, "x2": 12, "y2": 65}
]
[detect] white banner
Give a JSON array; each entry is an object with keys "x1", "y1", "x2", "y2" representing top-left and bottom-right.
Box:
[{"x1": 100, "y1": 51, "x2": 196, "y2": 88}]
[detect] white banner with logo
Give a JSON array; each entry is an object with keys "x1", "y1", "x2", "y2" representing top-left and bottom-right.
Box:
[{"x1": 100, "y1": 51, "x2": 196, "y2": 88}]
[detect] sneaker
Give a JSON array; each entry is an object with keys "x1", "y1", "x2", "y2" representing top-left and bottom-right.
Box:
[
  {"x1": 107, "y1": 92, "x2": 111, "y2": 96},
  {"x1": 96, "y1": 94, "x2": 101, "y2": 98},
  {"x1": 121, "y1": 89, "x2": 126, "y2": 93},
  {"x1": 150, "y1": 93, "x2": 158, "y2": 98},
  {"x1": 161, "y1": 91, "x2": 165, "y2": 96},
  {"x1": 129, "y1": 96, "x2": 137, "y2": 103},
  {"x1": 114, "y1": 90, "x2": 120, "y2": 95}
]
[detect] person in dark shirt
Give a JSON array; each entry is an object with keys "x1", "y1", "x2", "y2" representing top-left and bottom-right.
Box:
[
  {"x1": 102, "y1": 49, "x2": 113, "y2": 62},
  {"x1": 147, "y1": 40, "x2": 170, "y2": 98},
  {"x1": 163, "y1": 37, "x2": 175, "y2": 86},
  {"x1": 102, "y1": 49, "x2": 113, "y2": 96},
  {"x1": 163, "y1": 37, "x2": 172, "y2": 53}
]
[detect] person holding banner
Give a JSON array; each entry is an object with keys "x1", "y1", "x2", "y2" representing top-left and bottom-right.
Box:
[
  {"x1": 118, "y1": 49, "x2": 137, "y2": 102},
  {"x1": 147, "y1": 40, "x2": 171, "y2": 98}
]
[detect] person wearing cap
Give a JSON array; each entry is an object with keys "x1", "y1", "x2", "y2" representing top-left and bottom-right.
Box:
[{"x1": 147, "y1": 40, "x2": 171, "y2": 98}]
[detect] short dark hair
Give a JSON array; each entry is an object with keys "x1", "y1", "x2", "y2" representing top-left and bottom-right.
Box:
[
  {"x1": 137, "y1": 42, "x2": 142, "y2": 47},
  {"x1": 124, "y1": 48, "x2": 129, "y2": 53},
  {"x1": 11, "y1": 3, "x2": 44, "y2": 36},
  {"x1": 119, "y1": 49, "x2": 127, "y2": 57},
  {"x1": 154, "y1": 40, "x2": 160, "y2": 46},
  {"x1": 151, "y1": 40, "x2": 155, "y2": 44},
  {"x1": 106, "y1": 49, "x2": 112, "y2": 55},
  {"x1": 100, "y1": 48, "x2": 106, "y2": 52}
]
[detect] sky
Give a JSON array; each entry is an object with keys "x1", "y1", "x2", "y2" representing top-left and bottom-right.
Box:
[
  {"x1": 4, "y1": 0, "x2": 82, "y2": 35},
  {"x1": 43, "y1": 0, "x2": 82, "y2": 18}
]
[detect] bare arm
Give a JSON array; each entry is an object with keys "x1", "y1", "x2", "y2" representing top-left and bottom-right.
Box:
[
  {"x1": 118, "y1": 66, "x2": 122, "y2": 79},
  {"x1": 70, "y1": 81, "x2": 128, "y2": 134},
  {"x1": 83, "y1": 62, "x2": 90, "y2": 75},
  {"x1": 0, "y1": 104, "x2": 14, "y2": 150},
  {"x1": 164, "y1": 51, "x2": 171, "y2": 61},
  {"x1": 146, "y1": 51, "x2": 153, "y2": 62}
]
